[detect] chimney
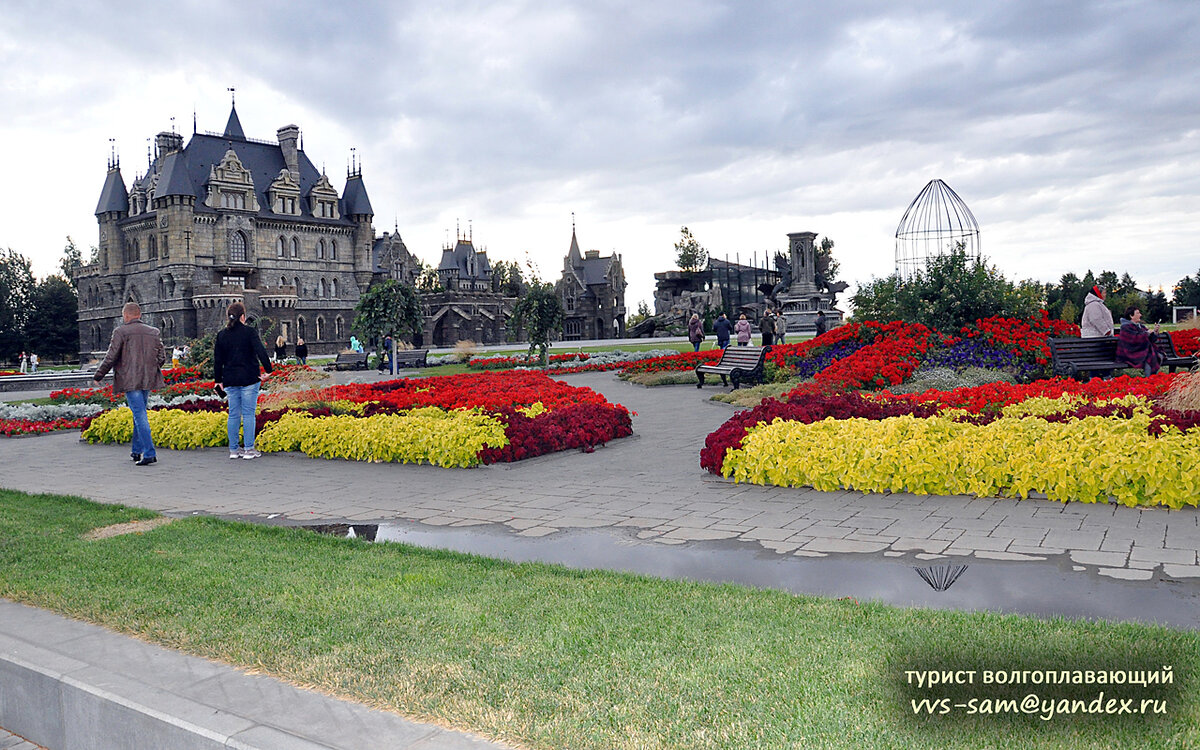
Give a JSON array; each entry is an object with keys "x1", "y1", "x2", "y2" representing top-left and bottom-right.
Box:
[
  {"x1": 584, "y1": 249, "x2": 600, "y2": 260},
  {"x1": 277, "y1": 124, "x2": 300, "y2": 181},
  {"x1": 155, "y1": 131, "x2": 183, "y2": 157}
]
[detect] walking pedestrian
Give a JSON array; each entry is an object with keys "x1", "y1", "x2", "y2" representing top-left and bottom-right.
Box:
[
  {"x1": 687, "y1": 314, "x2": 704, "y2": 352},
  {"x1": 760, "y1": 310, "x2": 775, "y2": 347},
  {"x1": 774, "y1": 312, "x2": 788, "y2": 345},
  {"x1": 214, "y1": 302, "x2": 273, "y2": 460},
  {"x1": 713, "y1": 312, "x2": 733, "y2": 349},
  {"x1": 735, "y1": 314, "x2": 752, "y2": 346},
  {"x1": 295, "y1": 337, "x2": 308, "y2": 365},
  {"x1": 29, "y1": 353, "x2": 38, "y2": 372},
  {"x1": 92, "y1": 302, "x2": 166, "y2": 466},
  {"x1": 814, "y1": 310, "x2": 828, "y2": 337},
  {"x1": 18, "y1": 351, "x2": 27, "y2": 373}
]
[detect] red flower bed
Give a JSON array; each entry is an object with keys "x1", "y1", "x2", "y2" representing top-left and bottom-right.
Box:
[
  {"x1": 958, "y1": 311, "x2": 1079, "y2": 365},
  {"x1": 809, "y1": 321, "x2": 933, "y2": 390},
  {"x1": 162, "y1": 366, "x2": 202, "y2": 384},
  {"x1": 468, "y1": 353, "x2": 589, "y2": 370},
  {"x1": 618, "y1": 350, "x2": 723, "y2": 374},
  {"x1": 325, "y1": 370, "x2": 617, "y2": 414},
  {"x1": 1, "y1": 417, "x2": 90, "y2": 437},
  {"x1": 0, "y1": 371, "x2": 20, "y2": 377},
  {"x1": 479, "y1": 402, "x2": 633, "y2": 463},
  {"x1": 879, "y1": 373, "x2": 1177, "y2": 413},
  {"x1": 1172, "y1": 328, "x2": 1200, "y2": 356}
]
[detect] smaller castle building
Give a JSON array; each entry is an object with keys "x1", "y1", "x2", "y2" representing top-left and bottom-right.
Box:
[{"x1": 556, "y1": 228, "x2": 626, "y2": 340}]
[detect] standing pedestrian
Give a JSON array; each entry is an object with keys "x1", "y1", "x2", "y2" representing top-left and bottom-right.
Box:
[
  {"x1": 713, "y1": 312, "x2": 733, "y2": 349},
  {"x1": 274, "y1": 335, "x2": 288, "y2": 363},
  {"x1": 18, "y1": 351, "x2": 27, "y2": 373},
  {"x1": 93, "y1": 302, "x2": 166, "y2": 466},
  {"x1": 172, "y1": 345, "x2": 183, "y2": 368},
  {"x1": 735, "y1": 314, "x2": 752, "y2": 346},
  {"x1": 687, "y1": 314, "x2": 704, "y2": 352},
  {"x1": 814, "y1": 310, "x2": 828, "y2": 337},
  {"x1": 379, "y1": 335, "x2": 393, "y2": 372},
  {"x1": 214, "y1": 302, "x2": 273, "y2": 460},
  {"x1": 295, "y1": 337, "x2": 308, "y2": 365},
  {"x1": 29, "y1": 353, "x2": 38, "y2": 372},
  {"x1": 774, "y1": 312, "x2": 788, "y2": 345},
  {"x1": 760, "y1": 310, "x2": 775, "y2": 347}
]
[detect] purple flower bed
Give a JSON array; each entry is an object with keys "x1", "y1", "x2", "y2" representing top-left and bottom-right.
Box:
[
  {"x1": 789, "y1": 340, "x2": 868, "y2": 380},
  {"x1": 923, "y1": 340, "x2": 1041, "y2": 379}
]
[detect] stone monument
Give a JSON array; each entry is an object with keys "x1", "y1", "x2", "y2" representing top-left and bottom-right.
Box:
[{"x1": 777, "y1": 232, "x2": 846, "y2": 334}]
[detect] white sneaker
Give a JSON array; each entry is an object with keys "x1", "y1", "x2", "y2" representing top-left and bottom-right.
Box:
[
  {"x1": 241, "y1": 449, "x2": 262, "y2": 460},
  {"x1": 229, "y1": 449, "x2": 242, "y2": 459}
]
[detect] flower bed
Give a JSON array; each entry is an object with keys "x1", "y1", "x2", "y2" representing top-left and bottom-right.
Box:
[
  {"x1": 2, "y1": 417, "x2": 92, "y2": 437},
  {"x1": 703, "y1": 375, "x2": 1199, "y2": 508},
  {"x1": 83, "y1": 370, "x2": 633, "y2": 466}
]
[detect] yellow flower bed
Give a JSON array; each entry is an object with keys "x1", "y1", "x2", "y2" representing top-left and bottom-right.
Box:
[
  {"x1": 722, "y1": 413, "x2": 1200, "y2": 509},
  {"x1": 83, "y1": 408, "x2": 228, "y2": 450},
  {"x1": 254, "y1": 408, "x2": 508, "y2": 467}
]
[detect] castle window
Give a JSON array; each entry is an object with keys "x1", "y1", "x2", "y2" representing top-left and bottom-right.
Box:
[
  {"x1": 230, "y1": 231, "x2": 247, "y2": 263},
  {"x1": 297, "y1": 316, "x2": 306, "y2": 340},
  {"x1": 161, "y1": 235, "x2": 168, "y2": 259},
  {"x1": 221, "y1": 275, "x2": 245, "y2": 288},
  {"x1": 318, "y1": 278, "x2": 326, "y2": 297},
  {"x1": 317, "y1": 239, "x2": 325, "y2": 259},
  {"x1": 222, "y1": 191, "x2": 246, "y2": 210},
  {"x1": 315, "y1": 316, "x2": 325, "y2": 341},
  {"x1": 280, "y1": 276, "x2": 287, "y2": 288},
  {"x1": 148, "y1": 236, "x2": 157, "y2": 259},
  {"x1": 331, "y1": 278, "x2": 339, "y2": 297},
  {"x1": 293, "y1": 276, "x2": 300, "y2": 294},
  {"x1": 277, "y1": 237, "x2": 286, "y2": 257},
  {"x1": 330, "y1": 240, "x2": 337, "y2": 260},
  {"x1": 335, "y1": 316, "x2": 344, "y2": 341},
  {"x1": 132, "y1": 239, "x2": 140, "y2": 262}
]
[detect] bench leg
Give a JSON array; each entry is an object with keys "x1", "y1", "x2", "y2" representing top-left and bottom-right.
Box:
[
  {"x1": 696, "y1": 372, "x2": 705, "y2": 389},
  {"x1": 731, "y1": 373, "x2": 740, "y2": 390},
  {"x1": 720, "y1": 374, "x2": 729, "y2": 387}
]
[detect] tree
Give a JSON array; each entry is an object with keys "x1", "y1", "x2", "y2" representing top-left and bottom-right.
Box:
[
  {"x1": 491, "y1": 259, "x2": 525, "y2": 296},
  {"x1": 626, "y1": 300, "x2": 653, "y2": 328},
  {"x1": 0, "y1": 248, "x2": 35, "y2": 360},
  {"x1": 1145, "y1": 288, "x2": 1170, "y2": 324},
  {"x1": 352, "y1": 280, "x2": 424, "y2": 347},
  {"x1": 1059, "y1": 299, "x2": 1080, "y2": 325},
  {"x1": 850, "y1": 248, "x2": 1040, "y2": 331},
  {"x1": 26, "y1": 275, "x2": 78, "y2": 361},
  {"x1": 1174, "y1": 269, "x2": 1200, "y2": 308},
  {"x1": 815, "y1": 236, "x2": 840, "y2": 283},
  {"x1": 674, "y1": 226, "x2": 708, "y2": 273},
  {"x1": 60, "y1": 236, "x2": 83, "y2": 291},
  {"x1": 416, "y1": 261, "x2": 443, "y2": 293},
  {"x1": 509, "y1": 281, "x2": 563, "y2": 365}
]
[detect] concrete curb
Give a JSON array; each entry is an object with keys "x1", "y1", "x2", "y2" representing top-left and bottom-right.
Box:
[{"x1": 0, "y1": 600, "x2": 512, "y2": 750}]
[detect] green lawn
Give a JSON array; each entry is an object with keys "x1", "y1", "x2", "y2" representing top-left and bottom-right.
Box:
[{"x1": 0, "y1": 488, "x2": 1195, "y2": 749}]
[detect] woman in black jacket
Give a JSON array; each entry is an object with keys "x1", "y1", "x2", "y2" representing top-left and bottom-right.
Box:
[{"x1": 214, "y1": 302, "x2": 273, "y2": 459}]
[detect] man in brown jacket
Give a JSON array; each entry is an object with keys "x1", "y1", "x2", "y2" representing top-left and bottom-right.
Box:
[{"x1": 94, "y1": 302, "x2": 166, "y2": 466}]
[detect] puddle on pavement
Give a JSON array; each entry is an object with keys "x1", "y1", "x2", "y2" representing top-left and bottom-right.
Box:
[{"x1": 302, "y1": 521, "x2": 1200, "y2": 630}]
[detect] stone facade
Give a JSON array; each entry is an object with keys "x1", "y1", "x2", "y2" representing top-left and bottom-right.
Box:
[
  {"x1": 556, "y1": 229, "x2": 626, "y2": 340},
  {"x1": 424, "y1": 237, "x2": 515, "y2": 346},
  {"x1": 78, "y1": 105, "x2": 395, "y2": 357}
]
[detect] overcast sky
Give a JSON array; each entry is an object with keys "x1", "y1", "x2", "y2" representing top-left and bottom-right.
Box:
[{"x1": 2, "y1": 0, "x2": 1197, "y2": 310}]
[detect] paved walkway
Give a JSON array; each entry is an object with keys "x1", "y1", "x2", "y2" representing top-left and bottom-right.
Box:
[
  {"x1": 2, "y1": 372, "x2": 1197, "y2": 582},
  {"x1": 0, "y1": 727, "x2": 44, "y2": 750}
]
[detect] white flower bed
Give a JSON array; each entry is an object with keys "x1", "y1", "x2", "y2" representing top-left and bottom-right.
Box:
[{"x1": 0, "y1": 402, "x2": 106, "y2": 421}]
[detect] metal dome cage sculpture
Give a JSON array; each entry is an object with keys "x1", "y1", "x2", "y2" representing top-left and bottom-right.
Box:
[{"x1": 894, "y1": 178, "x2": 981, "y2": 281}]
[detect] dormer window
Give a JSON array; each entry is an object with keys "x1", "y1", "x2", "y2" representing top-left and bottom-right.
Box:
[{"x1": 268, "y1": 169, "x2": 301, "y2": 215}]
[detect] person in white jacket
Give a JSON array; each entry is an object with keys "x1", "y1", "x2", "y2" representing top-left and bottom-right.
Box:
[{"x1": 1081, "y1": 286, "x2": 1115, "y2": 338}]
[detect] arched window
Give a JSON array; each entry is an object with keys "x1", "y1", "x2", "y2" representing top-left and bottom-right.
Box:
[
  {"x1": 315, "y1": 316, "x2": 325, "y2": 341},
  {"x1": 330, "y1": 240, "x2": 337, "y2": 260},
  {"x1": 317, "y1": 239, "x2": 325, "y2": 259},
  {"x1": 297, "y1": 316, "x2": 306, "y2": 341},
  {"x1": 293, "y1": 276, "x2": 300, "y2": 295},
  {"x1": 280, "y1": 276, "x2": 288, "y2": 288},
  {"x1": 335, "y1": 316, "x2": 345, "y2": 341},
  {"x1": 318, "y1": 278, "x2": 326, "y2": 297},
  {"x1": 331, "y1": 278, "x2": 339, "y2": 297},
  {"x1": 290, "y1": 237, "x2": 299, "y2": 258},
  {"x1": 149, "y1": 236, "x2": 157, "y2": 259},
  {"x1": 230, "y1": 231, "x2": 247, "y2": 263},
  {"x1": 157, "y1": 277, "x2": 165, "y2": 298},
  {"x1": 132, "y1": 239, "x2": 140, "y2": 262},
  {"x1": 277, "y1": 237, "x2": 286, "y2": 257}
]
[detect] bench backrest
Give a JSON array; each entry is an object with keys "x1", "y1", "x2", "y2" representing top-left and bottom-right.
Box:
[
  {"x1": 335, "y1": 352, "x2": 366, "y2": 362},
  {"x1": 715, "y1": 346, "x2": 765, "y2": 366},
  {"x1": 1048, "y1": 337, "x2": 1117, "y2": 360}
]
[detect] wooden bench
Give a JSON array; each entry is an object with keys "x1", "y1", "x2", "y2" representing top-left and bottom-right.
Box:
[
  {"x1": 1155, "y1": 332, "x2": 1198, "y2": 373},
  {"x1": 695, "y1": 346, "x2": 767, "y2": 389},
  {"x1": 333, "y1": 352, "x2": 369, "y2": 371},
  {"x1": 392, "y1": 349, "x2": 429, "y2": 369},
  {"x1": 1048, "y1": 337, "x2": 1120, "y2": 379}
]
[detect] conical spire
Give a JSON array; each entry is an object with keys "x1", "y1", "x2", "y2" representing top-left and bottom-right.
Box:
[
  {"x1": 223, "y1": 103, "x2": 245, "y2": 140},
  {"x1": 568, "y1": 222, "x2": 582, "y2": 264}
]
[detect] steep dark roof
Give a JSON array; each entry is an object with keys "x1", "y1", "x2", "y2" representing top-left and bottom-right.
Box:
[
  {"x1": 342, "y1": 174, "x2": 373, "y2": 216},
  {"x1": 138, "y1": 133, "x2": 351, "y2": 225},
  {"x1": 223, "y1": 104, "x2": 245, "y2": 140},
  {"x1": 437, "y1": 240, "x2": 492, "y2": 279},
  {"x1": 95, "y1": 167, "x2": 129, "y2": 215},
  {"x1": 155, "y1": 152, "x2": 193, "y2": 198},
  {"x1": 580, "y1": 255, "x2": 614, "y2": 285},
  {"x1": 371, "y1": 233, "x2": 409, "y2": 274}
]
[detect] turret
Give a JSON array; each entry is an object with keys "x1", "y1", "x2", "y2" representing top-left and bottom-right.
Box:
[{"x1": 95, "y1": 160, "x2": 129, "y2": 271}]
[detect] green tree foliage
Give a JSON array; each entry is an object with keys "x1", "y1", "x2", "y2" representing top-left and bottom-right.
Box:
[
  {"x1": 59, "y1": 236, "x2": 83, "y2": 291},
  {"x1": 491, "y1": 259, "x2": 525, "y2": 296},
  {"x1": 1174, "y1": 269, "x2": 1200, "y2": 308},
  {"x1": 850, "y1": 248, "x2": 1041, "y2": 331},
  {"x1": 1145, "y1": 288, "x2": 1170, "y2": 324},
  {"x1": 25, "y1": 275, "x2": 78, "y2": 362},
  {"x1": 416, "y1": 261, "x2": 444, "y2": 293},
  {"x1": 815, "y1": 236, "x2": 840, "y2": 283},
  {"x1": 509, "y1": 281, "x2": 563, "y2": 365},
  {"x1": 0, "y1": 248, "x2": 35, "y2": 360},
  {"x1": 352, "y1": 280, "x2": 424, "y2": 346},
  {"x1": 183, "y1": 333, "x2": 215, "y2": 379},
  {"x1": 674, "y1": 226, "x2": 708, "y2": 273},
  {"x1": 626, "y1": 300, "x2": 653, "y2": 328},
  {"x1": 1059, "y1": 299, "x2": 1080, "y2": 325}
]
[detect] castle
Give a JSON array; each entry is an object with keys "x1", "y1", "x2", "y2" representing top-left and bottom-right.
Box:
[{"x1": 77, "y1": 104, "x2": 419, "y2": 356}]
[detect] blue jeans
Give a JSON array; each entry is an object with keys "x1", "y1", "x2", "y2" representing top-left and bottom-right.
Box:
[
  {"x1": 226, "y1": 382, "x2": 260, "y2": 450},
  {"x1": 125, "y1": 389, "x2": 155, "y2": 460}
]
